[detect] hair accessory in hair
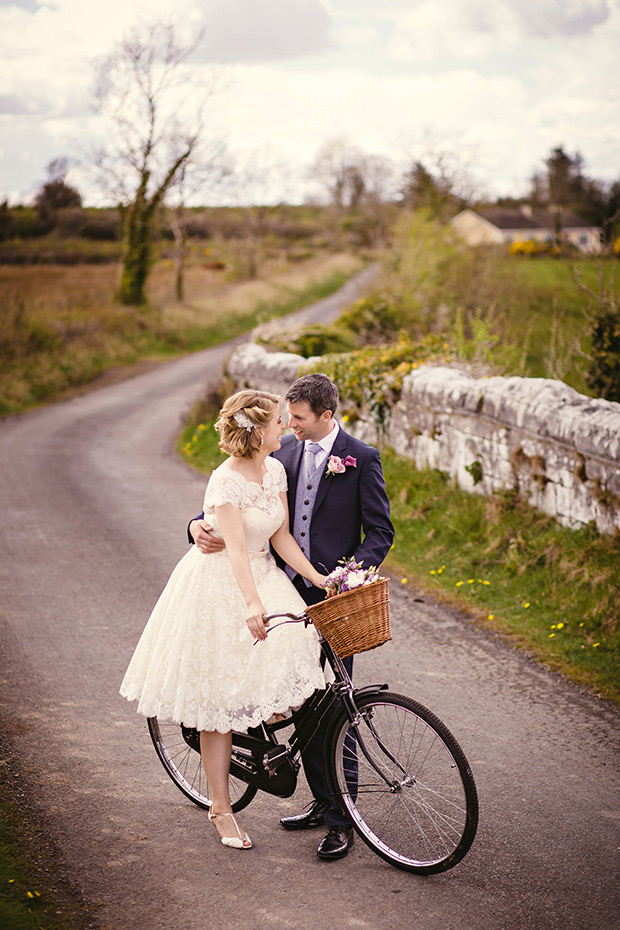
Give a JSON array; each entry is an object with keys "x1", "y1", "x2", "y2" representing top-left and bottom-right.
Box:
[{"x1": 233, "y1": 411, "x2": 254, "y2": 432}]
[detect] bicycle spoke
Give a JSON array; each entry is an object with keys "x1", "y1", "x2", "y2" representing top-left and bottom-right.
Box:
[
  {"x1": 147, "y1": 717, "x2": 257, "y2": 813},
  {"x1": 326, "y1": 694, "x2": 478, "y2": 873}
]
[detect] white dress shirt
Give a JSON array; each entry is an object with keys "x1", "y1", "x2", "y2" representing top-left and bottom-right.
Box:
[{"x1": 304, "y1": 421, "x2": 340, "y2": 474}]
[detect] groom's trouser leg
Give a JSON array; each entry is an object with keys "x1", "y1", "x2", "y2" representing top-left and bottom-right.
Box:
[
  {"x1": 299, "y1": 653, "x2": 355, "y2": 828},
  {"x1": 294, "y1": 578, "x2": 357, "y2": 829}
]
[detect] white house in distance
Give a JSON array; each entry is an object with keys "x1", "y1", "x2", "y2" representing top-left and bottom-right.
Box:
[{"x1": 451, "y1": 205, "x2": 602, "y2": 252}]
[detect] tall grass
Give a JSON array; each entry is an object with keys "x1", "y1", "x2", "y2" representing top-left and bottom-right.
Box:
[
  {"x1": 0, "y1": 253, "x2": 363, "y2": 415},
  {"x1": 370, "y1": 212, "x2": 619, "y2": 393}
]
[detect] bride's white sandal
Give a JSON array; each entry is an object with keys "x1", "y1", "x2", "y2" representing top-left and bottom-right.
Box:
[{"x1": 208, "y1": 811, "x2": 252, "y2": 849}]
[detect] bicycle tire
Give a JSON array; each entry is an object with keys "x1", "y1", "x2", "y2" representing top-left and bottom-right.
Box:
[
  {"x1": 147, "y1": 718, "x2": 257, "y2": 813},
  {"x1": 324, "y1": 692, "x2": 478, "y2": 874}
]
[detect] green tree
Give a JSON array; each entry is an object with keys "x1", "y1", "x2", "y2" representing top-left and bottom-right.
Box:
[
  {"x1": 399, "y1": 145, "x2": 473, "y2": 222},
  {"x1": 35, "y1": 158, "x2": 82, "y2": 229},
  {"x1": 92, "y1": 21, "x2": 224, "y2": 305}
]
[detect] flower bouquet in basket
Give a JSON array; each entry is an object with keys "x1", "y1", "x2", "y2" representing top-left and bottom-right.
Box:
[{"x1": 306, "y1": 558, "x2": 391, "y2": 658}]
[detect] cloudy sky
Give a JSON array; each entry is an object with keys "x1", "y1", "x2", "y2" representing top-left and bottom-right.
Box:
[{"x1": 1, "y1": 0, "x2": 618, "y2": 205}]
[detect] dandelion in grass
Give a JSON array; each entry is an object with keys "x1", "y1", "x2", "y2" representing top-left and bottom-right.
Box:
[
  {"x1": 549, "y1": 633, "x2": 556, "y2": 638},
  {"x1": 468, "y1": 579, "x2": 474, "y2": 584},
  {"x1": 523, "y1": 602, "x2": 530, "y2": 608},
  {"x1": 456, "y1": 581, "x2": 464, "y2": 587},
  {"x1": 488, "y1": 614, "x2": 494, "y2": 620},
  {"x1": 401, "y1": 577, "x2": 408, "y2": 584},
  {"x1": 593, "y1": 642, "x2": 601, "y2": 648}
]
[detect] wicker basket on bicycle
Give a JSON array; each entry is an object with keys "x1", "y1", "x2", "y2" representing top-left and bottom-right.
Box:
[{"x1": 305, "y1": 578, "x2": 391, "y2": 658}]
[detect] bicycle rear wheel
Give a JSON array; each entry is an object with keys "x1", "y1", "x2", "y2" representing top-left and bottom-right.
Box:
[
  {"x1": 147, "y1": 718, "x2": 257, "y2": 813},
  {"x1": 325, "y1": 692, "x2": 478, "y2": 874}
]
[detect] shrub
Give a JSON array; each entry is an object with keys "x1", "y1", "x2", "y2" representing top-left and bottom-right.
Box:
[
  {"x1": 255, "y1": 320, "x2": 356, "y2": 357},
  {"x1": 305, "y1": 331, "x2": 452, "y2": 428},
  {"x1": 587, "y1": 310, "x2": 620, "y2": 402},
  {"x1": 337, "y1": 296, "x2": 402, "y2": 344}
]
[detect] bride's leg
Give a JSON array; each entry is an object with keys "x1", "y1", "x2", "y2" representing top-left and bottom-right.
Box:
[
  {"x1": 200, "y1": 730, "x2": 233, "y2": 812},
  {"x1": 200, "y1": 730, "x2": 252, "y2": 847}
]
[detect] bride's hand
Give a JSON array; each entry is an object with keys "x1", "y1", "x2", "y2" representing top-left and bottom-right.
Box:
[{"x1": 246, "y1": 602, "x2": 268, "y2": 641}]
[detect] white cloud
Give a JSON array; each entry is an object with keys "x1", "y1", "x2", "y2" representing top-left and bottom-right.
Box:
[
  {"x1": 197, "y1": 0, "x2": 331, "y2": 61},
  {"x1": 364, "y1": 0, "x2": 613, "y2": 63},
  {"x1": 0, "y1": 0, "x2": 618, "y2": 203},
  {"x1": 506, "y1": 0, "x2": 611, "y2": 38},
  {"x1": 386, "y1": 2, "x2": 516, "y2": 63}
]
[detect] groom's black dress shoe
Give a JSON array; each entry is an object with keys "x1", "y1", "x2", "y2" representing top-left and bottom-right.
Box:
[
  {"x1": 316, "y1": 826, "x2": 354, "y2": 860},
  {"x1": 280, "y1": 800, "x2": 330, "y2": 831}
]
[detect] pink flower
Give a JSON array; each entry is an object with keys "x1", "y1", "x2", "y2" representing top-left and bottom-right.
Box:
[
  {"x1": 326, "y1": 455, "x2": 346, "y2": 475},
  {"x1": 325, "y1": 454, "x2": 357, "y2": 477}
]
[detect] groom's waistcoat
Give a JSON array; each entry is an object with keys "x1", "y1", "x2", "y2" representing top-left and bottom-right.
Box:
[
  {"x1": 274, "y1": 430, "x2": 394, "y2": 578},
  {"x1": 286, "y1": 450, "x2": 323, "y2": 584}
]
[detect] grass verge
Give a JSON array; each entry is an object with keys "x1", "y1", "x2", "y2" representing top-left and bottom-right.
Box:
[
  {"x1": 180, "y1": 411, "x2": 620, "y2": 707},
  {"x1": 0, "y1": 742, "x2": 91, "y2": 930}
]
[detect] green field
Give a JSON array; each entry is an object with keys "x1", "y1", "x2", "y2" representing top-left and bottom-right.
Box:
[{"x1": 362, "y1": 213, "x2": 620, "y2": 397}]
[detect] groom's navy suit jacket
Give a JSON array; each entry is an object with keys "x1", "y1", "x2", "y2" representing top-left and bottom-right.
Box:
[
  {"x1": 272, "y1": 429, "x2": 394, "y2": 578},
  {"x1": 189, "y1": 428, "x2": 394, "y2": 579}
]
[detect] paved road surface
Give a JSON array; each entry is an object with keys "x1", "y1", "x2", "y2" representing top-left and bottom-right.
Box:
[{"x1": 1, "y1": 270, "x2": 619, "y2": 930}]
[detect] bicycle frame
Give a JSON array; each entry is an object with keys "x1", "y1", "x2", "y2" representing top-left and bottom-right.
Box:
[
  {"x1": 227, "y1": 612, "x2": 392, "y2": 798},
  {"x1": 149, "y1": 609, "x2": 480, "y2": 873}
]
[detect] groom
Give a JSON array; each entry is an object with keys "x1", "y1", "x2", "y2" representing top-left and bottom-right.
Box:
[{"x1": 189, "y1": 372, "x2": 394, "y2": 860}]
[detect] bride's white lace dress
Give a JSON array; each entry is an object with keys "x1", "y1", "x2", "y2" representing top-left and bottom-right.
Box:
[{"x1": 120, "y1": 457, "x2": 327, "y2": 732}]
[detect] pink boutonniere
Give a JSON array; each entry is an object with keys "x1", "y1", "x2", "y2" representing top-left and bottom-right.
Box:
[{"x1": 325, "y1": 454, "x2": 357, "y2": 477}]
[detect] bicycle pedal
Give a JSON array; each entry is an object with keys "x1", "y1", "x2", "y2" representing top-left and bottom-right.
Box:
[{"x1": 263, "y1": 745, "x2": 291, "y2": 773}]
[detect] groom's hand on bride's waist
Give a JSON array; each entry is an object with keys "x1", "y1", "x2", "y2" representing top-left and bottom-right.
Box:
[{"x1": 190, "y1": 519, "x2": 226, "y2": 554}]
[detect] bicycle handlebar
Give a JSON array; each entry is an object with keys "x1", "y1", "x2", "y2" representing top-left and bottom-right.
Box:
[
  {"x1": 252, "y1": 611, "x2": 309, "y2": 645},
  {"x1": 264, "y1": 611, "x2": 307, "y2": 623}
]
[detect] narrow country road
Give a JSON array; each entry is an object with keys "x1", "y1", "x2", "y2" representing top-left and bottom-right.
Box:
[{"x1": 1, "y1": 268, "x2": 619, "y2": 930}]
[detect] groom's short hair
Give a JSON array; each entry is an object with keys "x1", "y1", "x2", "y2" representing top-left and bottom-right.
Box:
[{"x1": 286, "y1": 373, "x2": 339, "y2": 417}]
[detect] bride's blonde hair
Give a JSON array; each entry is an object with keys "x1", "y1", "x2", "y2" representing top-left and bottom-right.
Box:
[{"x1": 215, "y1": 389, "x2": 281, "y2": 458}]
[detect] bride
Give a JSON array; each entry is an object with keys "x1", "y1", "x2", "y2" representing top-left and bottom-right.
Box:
[{"x1": 120, "y1": 389, "x2": 329, "y2": 850}]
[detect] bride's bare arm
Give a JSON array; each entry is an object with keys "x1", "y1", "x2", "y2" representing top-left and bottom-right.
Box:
[
  {"x1": 214, "y1": 502, "x2": 267, "y2": 641},
  {"x1": 270, "y1": 492, "x2": 328, "y2": 589}
]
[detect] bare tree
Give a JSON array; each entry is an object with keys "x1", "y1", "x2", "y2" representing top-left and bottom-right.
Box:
[
  {"x1": 308, "y1": 138, "x2": 396, "y2": 247},
  {"x1": 309, "y1": 138, "x2": 374, "y2": 209},
  {"x1": 165, "y1": 143, "x2": 231, "y2": 301},
  {"x1": 91, "y1": 20, "x2": 226, "y2": 305},
  {"x1": 224, "y1": 148, "x2": 294, "y2": 280}
]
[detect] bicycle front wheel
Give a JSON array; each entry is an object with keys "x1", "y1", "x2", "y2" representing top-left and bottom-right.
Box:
[
  {"x1": 147, "y1": 718, "x2": 257, "y2": 813},
  {"x1": 325, "y1": 692, "x2": 478, "y2": 874}
]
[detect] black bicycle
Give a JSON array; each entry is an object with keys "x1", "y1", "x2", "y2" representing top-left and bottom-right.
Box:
[{"x1": 148, "y1": 612, "x2": 478, "y2": 874}]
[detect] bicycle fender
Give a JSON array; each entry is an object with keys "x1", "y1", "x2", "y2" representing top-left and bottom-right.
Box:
[{"x1": 354, "y1": 684, "x2": 389, "y2": 699}]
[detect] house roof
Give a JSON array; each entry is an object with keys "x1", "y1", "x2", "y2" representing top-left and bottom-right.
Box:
[{"x1": 477, "y1": 207, "x2": 595, "y2": 230}]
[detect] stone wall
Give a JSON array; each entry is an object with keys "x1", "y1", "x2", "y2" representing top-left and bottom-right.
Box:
[{"x1": 226, "y1": 344, "x2": 620, "y2": 535}]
